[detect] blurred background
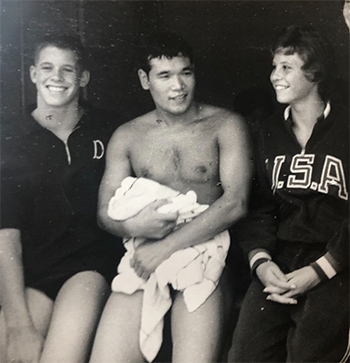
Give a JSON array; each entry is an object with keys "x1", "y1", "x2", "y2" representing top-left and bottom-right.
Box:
[{"x1": 1, "y1": 0, "x2": 349, "y2": 129}]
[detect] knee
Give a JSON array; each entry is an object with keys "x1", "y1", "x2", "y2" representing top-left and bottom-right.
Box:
[{"x1": 60, "y1": 271, "x2": 109, "y2": 297}]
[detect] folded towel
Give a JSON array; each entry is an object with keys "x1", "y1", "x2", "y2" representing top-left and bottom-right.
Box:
[{"x1": 108, "y1": 177, "x2": 230, "y2": 362}]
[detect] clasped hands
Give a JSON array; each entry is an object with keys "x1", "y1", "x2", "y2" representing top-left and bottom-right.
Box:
[
  {"x1": 125, "y1": 199, "x2": 179, "y2": 281},
  {"x1": 256, "y1": 261, "x2": 321, "y2": 305}
]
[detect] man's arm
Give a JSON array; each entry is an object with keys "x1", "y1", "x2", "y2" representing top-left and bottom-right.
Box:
[
  {"x1": 0, "y1": 229, "x2": 44, "y2": 362},
  {"x1": 97, "y1": 124, "x2": 178, "y2": 240},
  {"x1": 131, "y1": 114, "x2": 253, "y2": 277}
]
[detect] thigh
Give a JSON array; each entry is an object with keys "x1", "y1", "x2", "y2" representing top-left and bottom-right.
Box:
[
  {"x1": 90, "y1": 290, "x2": 145, "y2": 363},
  {"x1": 230, "y1": 278, "x2": 291, "y2": 362},
  {"x1": 40, "y1": 271, "x2": 109, "y2": 363},
  {"x1": 171, "y1": 274, "x2": 229, "y2": 363},
  {"x1": 288, "y1": 272, "x2": 350, "y2": 362}
]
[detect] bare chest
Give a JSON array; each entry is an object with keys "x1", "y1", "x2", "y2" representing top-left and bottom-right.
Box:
[{"x1": 129, "y1": 125, "x2": 220, "y2": 189}]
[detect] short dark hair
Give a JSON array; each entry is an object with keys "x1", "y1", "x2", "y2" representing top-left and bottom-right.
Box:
[
  {"x1": 33, "y1": 34, "x2": 88, "y2": 71},
  {"x1": 272, "y1": 25, "x2": 336, "y2": 101},
  {"x1": 138, "y1": 32, "x2": 194, "y2": 73}
]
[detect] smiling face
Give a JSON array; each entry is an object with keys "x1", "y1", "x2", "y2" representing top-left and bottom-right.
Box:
[
  {"x1": 138, "y1": 55, "x2": 195, "y2": 116},
  {"x1": 30, "y1": 46, "x2": 89, "y2": 109},
  {"x1": 270, "y1": 51, "x2": 319, "y2": 106}
]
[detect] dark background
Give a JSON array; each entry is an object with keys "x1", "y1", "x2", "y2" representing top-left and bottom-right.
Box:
[
  {"x1": 0, "y1": 2, "x2": 348, "y2": 359},
  {"x1": 1, "y1": 0, "x2": 349, "y2": 129}
]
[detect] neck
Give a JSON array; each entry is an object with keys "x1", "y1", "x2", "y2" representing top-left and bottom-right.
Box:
[
  {"x1": 155, "y1": 103, "x2": 200, "y2": 126},
  {"x1": 290, "y1": 95, "x2": 325, "y2": 129},
  {"x1": 32, "y1": 100, "x2": 83, "y2": 141}
]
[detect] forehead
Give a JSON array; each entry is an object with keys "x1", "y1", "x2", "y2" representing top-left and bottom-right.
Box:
[
  {"x1": 273, "y1": 51, "x2": 304, "y2": 67},
  {"x1": 36, "y1": 45, "x2": 78, "y2": 65},
  {"x1": 149, "y1": 55, "x2": 192, "y2": 73}
]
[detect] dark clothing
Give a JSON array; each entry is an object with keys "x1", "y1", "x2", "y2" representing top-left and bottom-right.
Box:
[
  {"x1": 1, "y1": 105, "x2": 125, "y2": 299},
  {"x1": 240, "y1": 104, "x2": 349, "y2": 272},
  {"x1": 231, "y1": 272, "x2": 349, "y2": 362},
  {"x1": 232, "y1": 104, "x2": 349, "y2": 362}
]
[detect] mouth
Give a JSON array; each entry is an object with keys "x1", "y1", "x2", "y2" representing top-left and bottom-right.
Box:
[
  {"x1": 170, "y1": 94, "x2": 187, "y2": 101},
  {"x1": 274, "y1": 85, "x2": 289, "y2": 91},
  {"x1": 46, "y1": 86, "x2": 67, "y2": 92}
]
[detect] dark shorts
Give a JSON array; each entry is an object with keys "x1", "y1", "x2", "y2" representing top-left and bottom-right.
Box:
[{"x1": 25, "y1": 243, "x2": 123, "y2": 300}]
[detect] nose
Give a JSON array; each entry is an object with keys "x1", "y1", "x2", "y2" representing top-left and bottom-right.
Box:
[
  {"x1": 271, "y1": 67, "x2": 281, "y2": 83},
  {"x1": 50, "y1": 68, "x2": 64, "y2": 82},
  {"x1": 171, "y1": 75, "x2": 185, "y2": 90}
]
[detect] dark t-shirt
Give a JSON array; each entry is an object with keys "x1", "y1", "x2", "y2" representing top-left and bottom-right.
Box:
[{"x1": 1, "y1": 105, "x2": 125, "y2": 298}]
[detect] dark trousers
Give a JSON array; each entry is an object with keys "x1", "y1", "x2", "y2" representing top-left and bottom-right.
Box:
[{"x1": 230, "y1": 272, "x2": 349, "y2": 362}]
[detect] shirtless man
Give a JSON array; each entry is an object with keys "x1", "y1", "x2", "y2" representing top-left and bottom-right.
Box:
[{"x1": 90, "y1": 32, "x2": 252, "y2": 362}]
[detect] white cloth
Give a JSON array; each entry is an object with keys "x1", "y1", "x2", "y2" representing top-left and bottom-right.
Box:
[{"x1": 108, "y1": 177, "x2": 230, "y2": 362}]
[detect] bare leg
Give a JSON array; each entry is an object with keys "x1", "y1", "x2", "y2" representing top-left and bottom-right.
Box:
[
  {"x1": 171, "y1": 273, "x2": 231, "y2": 363},
  {"x1": 90, "y1": 291, "x2": 145, "y2": 363},
  {"x1": 40, "y1": 271, "x2": 109, "y2": 363},
  {"x1": 0, "y1": 288, "x2": 53, "y2": 362}
]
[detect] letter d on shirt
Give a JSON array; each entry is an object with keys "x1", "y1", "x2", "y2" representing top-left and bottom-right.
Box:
[{"x1": 93, "y1": 140, "x2": 105, "y2": 159}]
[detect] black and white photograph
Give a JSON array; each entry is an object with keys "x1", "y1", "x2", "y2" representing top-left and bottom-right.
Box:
[{"x1": 1, "y1": 1, "x2": 349, "y2": 362}]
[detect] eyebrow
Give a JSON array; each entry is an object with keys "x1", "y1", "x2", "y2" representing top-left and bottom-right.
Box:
[
  {"x1": 156, "y1": 65, "x2": 193, "y2": 76},
  {"x1": 273, "y1": 60, "x2": 293, "y2": 65},
  {"x1": 38, "y1": 61, "x2": 76, "y2": 68}
]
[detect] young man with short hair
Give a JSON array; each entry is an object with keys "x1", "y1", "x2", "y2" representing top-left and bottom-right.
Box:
[
  {"x1": 0, "y1": 35, "x2": 122, "y2": 362},
  {"x1": 90, "y1": 32, "x2": 252, "y2": 363}
]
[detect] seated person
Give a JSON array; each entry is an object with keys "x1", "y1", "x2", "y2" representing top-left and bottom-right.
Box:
[
  {"x1": 231, "y1": 25, "x2": 349, "y2": 363},
  {"x1": 0, "y1": 34, "x2": 123, "y2": 362},
  {"x1": 89, "y1": 32, "x2": 252, "y2": 363}
]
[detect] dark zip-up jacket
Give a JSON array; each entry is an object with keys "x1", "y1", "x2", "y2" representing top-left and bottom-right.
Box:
[{"x1": 241, "y1": 103, "x2": 349, "y2": 275}]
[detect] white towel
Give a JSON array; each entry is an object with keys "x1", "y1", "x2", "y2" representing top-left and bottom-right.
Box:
[{"x1": 108, "y1": 177, "x2": 230, "y2": 362}]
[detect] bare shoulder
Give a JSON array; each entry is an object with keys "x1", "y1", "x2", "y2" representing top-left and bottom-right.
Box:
[
  {"x1": 108, "y1": 111, "x2": 155, "y2": 146},
  {"x1": 199, "y1": 103, "x2": 247, "y2": 132}
]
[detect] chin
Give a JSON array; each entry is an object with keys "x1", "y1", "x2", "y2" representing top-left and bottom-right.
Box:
[{"x1": 276, "y1": 95, "x2": 291, "y2": 104}]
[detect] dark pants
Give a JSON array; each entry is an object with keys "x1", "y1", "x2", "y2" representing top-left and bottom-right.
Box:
[{"x1": 230, "y1": 271, "x2": 349, "y2": 362}]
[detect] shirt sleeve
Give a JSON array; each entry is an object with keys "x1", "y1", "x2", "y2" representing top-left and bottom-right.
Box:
[{"x1": 0, "y1": 134, "x2": 27, "y2": 230}]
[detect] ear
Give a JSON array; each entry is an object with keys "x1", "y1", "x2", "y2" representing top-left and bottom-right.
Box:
[
  {"x1": 79, "y1": 70, "x2": 90, "y2": 87},
  {"x1": 29, "y1": 65, "x2": 37, "y2": 84},
  {"x1": 138, "y1": 69, "x2": 150, "y2": 90}
]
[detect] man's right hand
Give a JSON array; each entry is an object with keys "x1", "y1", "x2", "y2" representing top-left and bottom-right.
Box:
[
  {"x1": 124, "y1": 199, "x2": 178, "y2": 239},
  {"x1": 6, "y1": 325, "x2": 44, "y2": 363}
]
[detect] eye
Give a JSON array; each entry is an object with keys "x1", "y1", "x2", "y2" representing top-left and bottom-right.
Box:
[
  {"x1": 63, "y1": 67, "x2": 74, "y2": 73},
  {"x1": 282, "y1": 65, "x2": 291, "y2": 71},
  {"x1": 41, "y1": 65, "x2": 52, "y2": 71},
  {"x1": 182, "y1": 71, "x2": 193, "y2": 77}
]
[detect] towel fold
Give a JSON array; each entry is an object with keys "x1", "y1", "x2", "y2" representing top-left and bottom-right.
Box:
[{"x1": 108, "y1": 177, "x2": 230, "y2": 362}]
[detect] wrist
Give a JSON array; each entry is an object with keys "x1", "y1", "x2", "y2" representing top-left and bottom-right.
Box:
[
  {"x1": 252, "y1": 258, "x2": 272, "y2": 276},
  {"x1": 249, "y1": 251, "x2": 272, "y2": 276},
  {"x1": 310, "y1": 255, "x2": 337, "y2": 282}
]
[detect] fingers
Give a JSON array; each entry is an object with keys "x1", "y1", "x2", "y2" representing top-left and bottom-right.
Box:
[
  {"x1": 266, "y1": 293, "x2": 298, "y2": 305},
  {"x1": 271, "y1": 266, "x2": 289, "y2": 282},
  {"x1": 263, "y1": 286, "x2": 288, "y2": 295},
  {"x1": 271, "y1": 278, "x2": 296, "y2": 291},
  {"x1": 257, "y1": 263, "x2": 295, "y2": 291},
  {"x1": 130, "y1": 257, "x2": 151, "y2": 281}
]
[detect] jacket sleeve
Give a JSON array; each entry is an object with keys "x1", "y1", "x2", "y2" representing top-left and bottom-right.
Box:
[
  {"x1": 238, "y1": 131, "x2": 279, "y2": 259},
  {"x1": 310, "y1": 218, "x2": 349, "y2": 280}
]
